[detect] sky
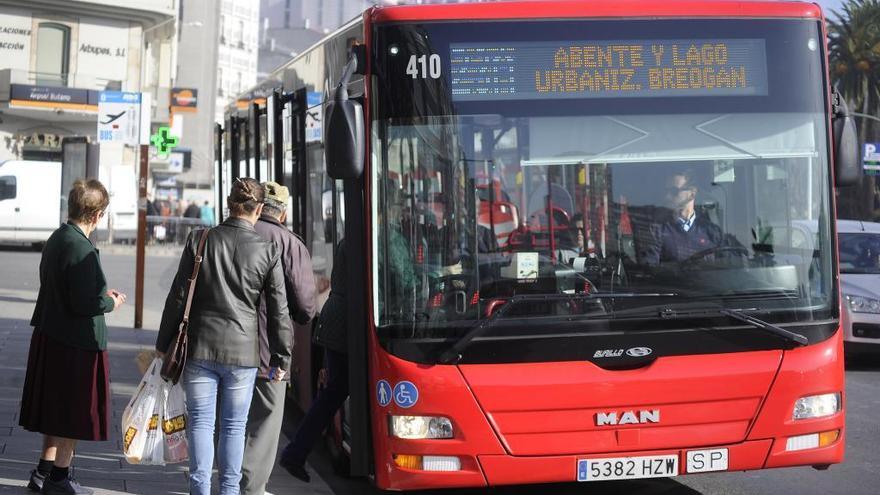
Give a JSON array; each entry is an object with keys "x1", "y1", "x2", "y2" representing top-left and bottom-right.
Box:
[{"x1": 813, "y1": 0, "x2": 846, "y2": 19}]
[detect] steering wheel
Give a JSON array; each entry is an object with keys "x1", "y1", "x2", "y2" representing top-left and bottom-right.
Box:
[{"x1": 682, "y1": 245, "x2": 750, "y2": 266}]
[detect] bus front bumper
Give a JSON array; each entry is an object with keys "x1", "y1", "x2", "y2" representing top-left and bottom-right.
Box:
[
  {"x1": 475, "y1": 436, "x2": 843, "y2": 486},
  {"x1": 384, "y1": 435, "x2": 844, "y2": 490}
]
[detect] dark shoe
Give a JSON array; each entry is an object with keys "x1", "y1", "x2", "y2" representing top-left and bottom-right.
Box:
[
  {"x1": 27, "y1": 470, "x2": 45, "y2": 492},
  {"x1": 41, "y1": 477, "x2": 93, "y2": 495},
  {"x1": 279, "y1": 456, "x2": 310, "y2": 483}
]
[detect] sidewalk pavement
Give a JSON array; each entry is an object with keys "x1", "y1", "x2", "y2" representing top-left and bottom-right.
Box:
[{"x1": 0, "y1": 289, "x2": 334, "y2": 494}]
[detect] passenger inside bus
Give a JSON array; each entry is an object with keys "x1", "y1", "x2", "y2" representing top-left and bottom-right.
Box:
[{"x1": 377, "y1": 181, "x2": 417, "y2": 321}]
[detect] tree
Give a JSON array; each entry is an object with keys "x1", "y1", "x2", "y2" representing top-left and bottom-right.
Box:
[{"x1": 828, "y1": 0, "x2": 880, "y2": 219}]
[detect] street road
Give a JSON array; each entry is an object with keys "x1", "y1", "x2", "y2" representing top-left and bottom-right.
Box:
[{"x1": 0, "y1": 248, "x2": 876, "y2": 494}]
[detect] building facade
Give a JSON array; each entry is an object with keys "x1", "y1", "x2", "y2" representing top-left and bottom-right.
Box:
[
  {"x1": 216, "y1": 0, "x2": 259, "y2": 124},
  {"x1": 0, "y1": 0, "x2": 177, "y2": 239},
  {"x1": 165, "y1": 0, "x2": 220, "y2": 203},
  {"x1": 258, "y1": 0, "x2": 373, "y2": 81}
]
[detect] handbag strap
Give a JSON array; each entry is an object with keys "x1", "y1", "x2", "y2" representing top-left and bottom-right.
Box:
[{"x1": 182, "y1": 229, "x2": 210, "y2": 324}]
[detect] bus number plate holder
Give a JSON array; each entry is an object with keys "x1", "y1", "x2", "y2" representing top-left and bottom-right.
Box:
[{"x1": 577, "y1": 454, "x2": 678, "y2": 482}]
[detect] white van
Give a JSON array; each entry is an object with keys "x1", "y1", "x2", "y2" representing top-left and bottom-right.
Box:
[
  {"x1": 0, "y1": 161, "x2": 62, "y2": 247},
  {"x1": 103, "y1": 164, "x2": 138, "y2": 242}
]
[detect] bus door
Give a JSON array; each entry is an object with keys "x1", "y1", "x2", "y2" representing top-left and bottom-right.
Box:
[
  {"x1": 277, "y1": 87, "x2": 324, "y2": 415},
  {"x1": 214, "y1": 123, "x2": 226, "y2": 222},
  {"x1": 219, "y1": 113, "x2": 245, "y2": 222},
  {"x1": 248, "y1": 101, "x2": 272, "y2": 182},
  {"x1": 266, "y1": 90, "x2": 283, "y2": 185},
  {"x1": 226, "y1": 113, "x2": 242, "y2": 181},
  {"x1": 237, "y1": 110, "x2": 252, "y2": 179},
  {"x1": 284, "y1": 88, "x2": 308, "y2": 239}
]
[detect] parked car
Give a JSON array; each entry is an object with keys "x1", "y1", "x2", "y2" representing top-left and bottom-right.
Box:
[
  {"x1": 0, "y1": 160, "x2": 61, "y2": 249},
  {"x1": 745, "y1": 218, "x2": 879, "y2": 355},
  {"x1": 839, "y1": 219, "x2": 880, "y2": 354}
]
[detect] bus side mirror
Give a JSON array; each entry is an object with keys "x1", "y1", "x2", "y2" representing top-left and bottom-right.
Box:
[
  {"x1": 325, "y1": 97, "x2": 364, "y2": 179},
  {"x1": 832, "y1": 92, "x2": 860, "y2": 187}
]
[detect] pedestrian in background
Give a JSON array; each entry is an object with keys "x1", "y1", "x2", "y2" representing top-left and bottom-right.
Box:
[
  {"x1": 183, "y1": 199, "x2": 203, "y2": 242},
  {"x1": 241, "y1": 181, "x2": 316, "y2": 495},
  {"x1": 146, "y1": 194, "x2": 159, "y2": 243},
  {"x1": 156, "y1": 178, "x2": 292, "y2": 495},
  {"x1": 200, "y1": 200, "x2": 216, "y2": 227},
  {"x1": 280, "y1": 239, "x2": 348, "y2": 483},
  {"x1": 184, "y1": 200, "x2": 201, "y2": 220},
  {"x1": 19, "y1": 179, "x2": 127, "y2": 495}
]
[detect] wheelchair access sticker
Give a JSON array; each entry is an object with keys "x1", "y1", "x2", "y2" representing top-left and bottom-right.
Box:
[{"x1": 393, "y1": 381, "x2": 419, "y2": 408}]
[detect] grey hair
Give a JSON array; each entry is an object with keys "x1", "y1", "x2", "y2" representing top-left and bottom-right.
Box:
[{"x1": 262, "y1": 202, "x2": 284, "y2": 217}]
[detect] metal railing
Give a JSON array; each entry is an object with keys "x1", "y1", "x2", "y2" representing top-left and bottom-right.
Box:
[
  {"x1": 145, "y1": 216, "x2": 212, "y2": 245},
  {"x1": 95, "y1": 216, "x2": 211, "y2": 247}
]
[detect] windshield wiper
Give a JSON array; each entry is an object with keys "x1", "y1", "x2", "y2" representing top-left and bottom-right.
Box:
[
  {"x1": 713, "y1": 288, "x2": 801, "y2": 301},
  {"x1": 657, "y1": 306, "x2": 809, "y2": 346},
  {"x1": 437, "y1": 291, "x2": 677, "y2": 364}
]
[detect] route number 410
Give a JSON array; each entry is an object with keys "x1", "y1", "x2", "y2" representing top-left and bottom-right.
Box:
[{"x1": 406, "y1": 54, "x2": 441, "y2": 79}]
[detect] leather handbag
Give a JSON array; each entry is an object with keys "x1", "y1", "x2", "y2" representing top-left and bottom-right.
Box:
[{"x1": 160, "y1": 228, "x2": 210, "y2": 384}]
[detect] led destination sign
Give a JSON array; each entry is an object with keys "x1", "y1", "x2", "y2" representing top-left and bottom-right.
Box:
[{"x1": 449, "y1": 39, "x2": 768, "y2": 101}]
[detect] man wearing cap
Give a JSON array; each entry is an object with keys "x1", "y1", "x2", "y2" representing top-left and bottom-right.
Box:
[{"x1": 241, "y1": 182, "x2": 317, "y2": 495}]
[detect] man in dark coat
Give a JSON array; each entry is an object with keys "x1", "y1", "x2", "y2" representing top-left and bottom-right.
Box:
[
  {"x1": 279, "y1": 239, "x2": 347, "y2": 483},
  {"x1": 241, "y1": 182, "x2": 316, "y2": 495},
  {"x1": 183, "y1": 200, "x2": 201, "y2": 219},
  {"x1": 642, "y1": 171, "x2": 725, "y2": 266}
]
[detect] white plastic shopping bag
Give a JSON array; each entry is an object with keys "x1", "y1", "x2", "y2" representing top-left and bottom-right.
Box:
[
  {"x1": 122, "y1": 358, "x2": 164, "y2": 464},
  {"x1": 161, "y1": 380, "x2": 189, "y2": 463},
  {"x1": 142, "y1": 382, "x2": 167, "y2": 466}
]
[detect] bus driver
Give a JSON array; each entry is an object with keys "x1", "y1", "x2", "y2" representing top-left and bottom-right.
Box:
[{"x1": 642, "y1": 170, "x2": 726, "y2": 266}]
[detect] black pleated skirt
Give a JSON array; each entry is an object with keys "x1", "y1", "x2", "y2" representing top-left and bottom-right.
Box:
[{"x1": 19, "y1": 331, "x2": 110, "y2": 441}]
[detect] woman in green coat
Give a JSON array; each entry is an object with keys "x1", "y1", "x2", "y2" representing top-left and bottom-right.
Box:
[{"x1": 19, "y1": 179, "x2": 126, "y2": 495}]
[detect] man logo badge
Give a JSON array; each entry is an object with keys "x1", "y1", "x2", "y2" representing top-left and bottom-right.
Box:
[
  {"x1": 596, "y1": 409, "x2": 661, "y2": 426},
  {"x1": 626, "y1": 347, "x2": 653, "y2": 357}
]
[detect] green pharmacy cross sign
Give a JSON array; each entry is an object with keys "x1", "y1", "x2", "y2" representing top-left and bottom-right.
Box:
[{"x1": 151, "y1": 126, "x2": 179, "y2": 158}]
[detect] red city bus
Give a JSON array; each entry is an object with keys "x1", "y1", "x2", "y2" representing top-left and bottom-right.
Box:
[{"x1": 219, "y1": 1, "x2": 859, "y2": 490}]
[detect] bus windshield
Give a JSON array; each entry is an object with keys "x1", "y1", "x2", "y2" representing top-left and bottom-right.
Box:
[{"x1": 371, "y1": 18, "x2": 835, "y2": 341}]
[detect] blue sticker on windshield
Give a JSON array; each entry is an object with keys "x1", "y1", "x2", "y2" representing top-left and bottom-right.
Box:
[
  {"x1": 377, "y1": 380, "x2": 392, "y2": 407},
  {"x1": 393, "y1": 381, "x2": 419, "y2": 408}
]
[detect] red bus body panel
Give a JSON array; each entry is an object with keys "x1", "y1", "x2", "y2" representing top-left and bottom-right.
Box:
[
  {"x1": 361, "y1": 1, "x2": 844, "y2": 491},
  {"x1": 370, "y1": 0, "x2": 821, "y2": 23},
  {"x1": 369, "y1": 330, "x2": 845, "y2": 491},
  {"x1": 458, "y1": 351, "x2": 781, "y2": 456}
]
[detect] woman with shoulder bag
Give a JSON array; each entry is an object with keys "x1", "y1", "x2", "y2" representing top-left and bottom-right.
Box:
[
  {"x1": 20, "y1": 179, "x2": 127, "y2": 495},
  {"x1": 156, "y1": 178, "x2": 293, "y2": 495}
]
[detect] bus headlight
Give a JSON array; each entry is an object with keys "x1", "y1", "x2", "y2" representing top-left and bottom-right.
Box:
[
  {"x1": 390, "y1": 415, "x2": 453, "y2": 439},
  {"x1": 845, "y1": 294, "x2": 880, "y2": 313},
  {"x1": 793, "y1": 393, "x2": 841, "y2": 420}
]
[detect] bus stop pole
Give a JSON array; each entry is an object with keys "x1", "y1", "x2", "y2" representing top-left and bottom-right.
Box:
[
  {"x1": 216, "y1": 124, "x2": 224, "y2": 223},
  {"x1": 134, "y1": 142, "x2": 147, "y2": 329}
]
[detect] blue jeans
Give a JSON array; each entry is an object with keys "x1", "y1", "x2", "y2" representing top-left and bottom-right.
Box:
[{"x1": 183, "y1": 359, "x2": 258, "y2": 495}]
